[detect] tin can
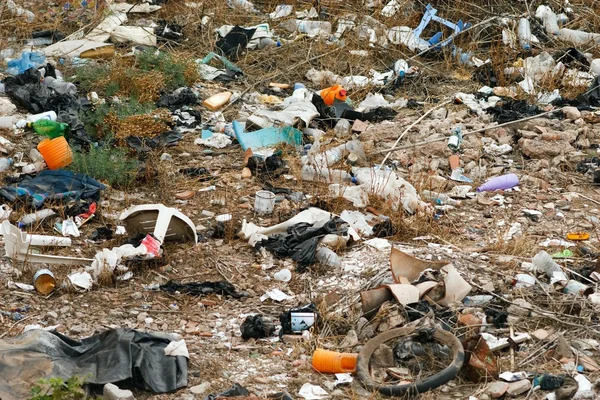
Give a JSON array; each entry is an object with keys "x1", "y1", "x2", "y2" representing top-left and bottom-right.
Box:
[{"x1": 33, "y1": 269, "x2": 56, "y2": 294}]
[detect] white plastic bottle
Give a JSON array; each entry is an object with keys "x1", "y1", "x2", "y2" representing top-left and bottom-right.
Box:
[
  {"x1": 532, "y1": 250, "x2": 562, "y2": 278},
  {"x1": 517, "y1": 18, "x2": 532, "y2": 50},
  {"x1": 301, "y1": 165, "x2": 353, "y2": 184},
  {"x1": 15, "y1": 111, "x2": 57, "y2": 128},
  {"x1": 535, "y1": 5, "x2": 559, "y2": 35},
  {"x1": 22, "y1": 162, "x2": 45, "y2": 174},
  {"x1": 18, "y1": 209, "x2": 56, "y2": 227},
  {"x1": 43, "y1": 76, "x2": 77, "y2": 95},
  {"x1": 0, "y1": 158, "x2": 13, "y2": 172}
]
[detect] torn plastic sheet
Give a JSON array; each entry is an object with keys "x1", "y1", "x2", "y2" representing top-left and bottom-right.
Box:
[
  {"x1": 0, "y1": 328, "x2": 187, "y2": 398},
  {"x1": 197, "y1": 52, "x2": 242, "y2": 82},
  {"x1": 0, "y1": 169, "x2": 105, "y2": 209},
  {"x1": 160, "y1": 280, "x2": 247, "y2": 298}
]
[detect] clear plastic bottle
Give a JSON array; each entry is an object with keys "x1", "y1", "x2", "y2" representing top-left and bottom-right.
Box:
[
  {"x1": 301, "y1": 165, "x2": 353, "y2": 184},
  {"x1": 22, "y1": 162, "x2": 45, "y2": 174},
  {"x1": 26, "y1": 37, "x2": 53, "y2": 47},
  {"x1": 421, "y1": 190, "x2": 462, "y2": 206},
  {"x1": 517, "y1": 18, "x2": 532, "y2": 50},
  {"x1": 532, "y1": 250, "x2": 562, "y2": 278},
  {"x1": 43, "y1": 76, "x2": 77, "y2": 95},
  {"x1": 0, "y1": 158, "x2": 13, "y2": 172},
  {"x1": 315, "y1": 247, "x2": 341, "y2": 268}
]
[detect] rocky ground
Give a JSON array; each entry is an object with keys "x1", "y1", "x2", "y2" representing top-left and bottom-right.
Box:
[{"x1": 2, "y1": 0, "x2": 600, "y2": 400}]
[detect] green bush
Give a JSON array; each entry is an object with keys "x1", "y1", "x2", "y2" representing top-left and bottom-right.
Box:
[
  {"x1": 69, "y1": 144, "x2": 138, "y2": 188},
  {"x1": 136, "y1": 50, "x2": 195, "y2": 90},
  {"x1": 30, "y1": 376, "x2": 86, "y2": 400},
  {"x1": 80, "y1": 99, "x2": 155, "y2": 138}
]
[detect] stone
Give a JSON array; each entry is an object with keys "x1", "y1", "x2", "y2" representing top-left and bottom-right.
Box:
[
  {"x1": 189, "y1": 382, "x2": 210, "y2": 395},
  {"x1": 518, "y1": 129, "x2": 539, "y2": 139},
  {"x1": 507, "y1": 298, "x2": 531, "y2": 317},
  {"x1": 339, "y1": 329, "x2": 359, "y2": 348},
  {"x1": 562, "y1": 106, "x2": 581, "y2": 120},
  {"x1": 357, "y1": 317, "x2": 375, "y2": 340},
  {"x1": 136, "y1": 312, "x2": 148, "y2": 322},
  {"x1": 104, "y1": 383, "x2": 135, "y2": 400},
  {"x1": 131, "y1": 292, "x2": 143, "y2": 300},
  {"x1": 371, "y1": 344, "x2": 395, "y2": 368},
  {"x1": 430, "y1": 107, "x2": 447, "y2": 119},
  {"x1": 532, "y1": 329, "x2": 550, "y2": 341},
  {"x1": 519, "y1": 138, "x2": 574, "y2": 158},
  {"x1": 505, "y1": 379, "x2": 531, "y2": 396},
  {"x1": 488, "y1": 381, "x2": 509, "y2": 398},
  {"x1": 46, "y1": 311, "x2": 58, "y2": 319},
  {"x1": 69, "y1": 325, "x2": 85, "y2": 334}
]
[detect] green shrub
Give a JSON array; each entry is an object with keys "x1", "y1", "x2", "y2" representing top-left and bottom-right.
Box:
[
  {"x1": 69, "y1": 144, "x2": 138, "y2": 188},
  {"x1": 80, "y1": 99, "x2": 155, "y2": 138},
  {"x1": 30, "y1": 376, "x2": 86, "y2": 400},
  {"x1": 136, "y1": 50, "x2": 197, "y2": 90}
]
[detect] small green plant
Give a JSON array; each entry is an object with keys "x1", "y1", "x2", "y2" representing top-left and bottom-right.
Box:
[
  {"x1": 80, "y1": 99, "x2": 155, "y2": 138},
  {"x1": 136, "y1": 50, "x2": 197, "y2": 90},
  {"x1": 29, "y1": 376, "x2": 86, "y2": 400},
  {"x1": 70, "y1": 63, "x2": 111, "y2": 93},
  {"x1": 69, "y1": 144, "x2": 139, "y2": 188}
]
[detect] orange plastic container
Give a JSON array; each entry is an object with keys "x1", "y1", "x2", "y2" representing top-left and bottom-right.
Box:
[
  {"x1": 37, "y1": 136, "x2": 73, "y2": 170},
  {"x1": 312, "y1": 349, "x2": 358, "y2": 373},
  {"x1": 320, "y1": 85, "x2": 347, "y2": 106}
]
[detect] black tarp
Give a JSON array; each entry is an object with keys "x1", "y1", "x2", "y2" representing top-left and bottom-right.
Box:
[{"x1": 0, "y1": 328, "x2": 188, "y2": 400}]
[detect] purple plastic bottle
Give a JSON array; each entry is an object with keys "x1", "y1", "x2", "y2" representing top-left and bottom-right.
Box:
[{"x1": 476, "y1": 173, "x2": 519, "y2": 192}]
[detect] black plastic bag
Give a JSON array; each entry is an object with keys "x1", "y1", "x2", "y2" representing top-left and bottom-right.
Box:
[
  {"x1": 240, "y1": 314, "x2": 275, "y2": 339},
  {"x1": 156, "y1": 87, "x2": 198, "y2": 110},
  {"x1": 0, "y1": 328, "x2": 187, "y2": 398},
  {"x1": 216, "y1": 26, "x2": 256, "y2": 60},
  {"x1": 255, "y1": 217, "x2": 348, "y2": 271}
]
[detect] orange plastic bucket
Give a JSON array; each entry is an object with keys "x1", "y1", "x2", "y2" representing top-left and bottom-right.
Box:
[
  {"x1": 37, "y1": 136, "x2": 73, "y2": 170},
  {"x1": 312, "y1": 349, "x2": 358, "y2": 374},
  {"x1": 320, "y1": 85, "x2": 347, "y2": 106}
]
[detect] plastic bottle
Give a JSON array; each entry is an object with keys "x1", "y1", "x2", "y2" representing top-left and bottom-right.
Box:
[
  {"x1": 591, "y1": 59, "x2": 600, "y2": 76},
  {"x1": 312, "y1": 349, "x2": 358, "y2": 373},
  {"x1": 203, "y1": 92, "x2": 232, "y2": 111},
  {"x1": 532, "y1": 250, "x2": 562, "y2": 278},
  {"x1": 321, "y1": 85, "x2": 347, "y2": 106},
  {"x1": 18, "y1": 209, "x2": 56, "y2": 227},
  {"x1": 315, "y1": 247, "x2": 341, "y2": 268},
  {"x1": 421, "y1": 190, "x2": 462, "y2": 206},
  {"x1": 476, "y1": 173, "x2": 519, "y2": 192},
  {"x1": 301, "y1": 165, "x2": 353, "y2": 184},
  {"x1": 535, "y1": 5, "x2": 559, "y2": 35},
  {"x1": 15, "y1": 111, "x2": 57, "y2": 128},
  {"x1": 22, "y1": 162, "x2": 45, "y2": 174},
  {"x1": 6, "y1": 0, "x2": 35, "y2": 22},
  {"x1": 296, "y1": 21, "x2": 332, "y2": 37},
  {"x1": 517, "y1": 18, "x2": 532, "y2": 50},
  {"x1": 334, "y1": 119, "x2": 351, "y2": 138},
  {"x1": 43, "y1": 76, "x2": 77, "y2": 95},
  {"x1": 28, "y1": 120, "x2": 68, "y2": 138},
  {"x1": 26, "y1": 37, "x2": 53, "y2": 47},
  {"x1": 0, "y1": 158, "x2": 13, "y2": 172}
]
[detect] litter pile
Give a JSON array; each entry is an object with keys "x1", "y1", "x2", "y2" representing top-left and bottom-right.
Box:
[{"x1": 1, "y1": 0, "x2": 600, "y2": 399}]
